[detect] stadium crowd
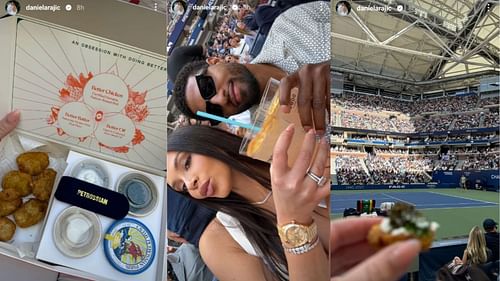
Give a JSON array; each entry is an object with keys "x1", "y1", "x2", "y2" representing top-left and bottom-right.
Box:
[
  {"x1": 366, "y1": 156, "x2": 432, "y2": 184},
  {"x1": 453, "y1": 112, "x2": 482, "y2": 130},
  {"x1": 333, "y1": 153, "x2": 435, "y2": 185},
  {"x1": 462, "y1": 153, "x2": 500, "y2": 170},
  {"x1": 433, "y1": 154, "x2": 458, "y2": 171},
  {"x1": 374, "y1": 148, "x2": 407, "y2": 154},
  {"x1": 333, "y1": 145, "x2": 499, "y2": 185},
  {"x1": 409, "y1": 95, "x2": 479, "y2": 115},
  {"x1": 339, "y1": 110, "x2": 499, "y2": 133},
  {"x1": 335, "y1": 156, "x2": 372, "y2": 185},
  {"x1": 408, "y1": 149, "x2": 439, "y2": 155},
  {"x1": 334, "y1": 93, "x2": 499, "y2": 133},
  {"x1": 447, "y1": 133, "x2": 498, "y2": 142},
  {"x1": 332, "y1": 92, "x2": 495, "y2": 115},
  {"x1": 205, "y1": 5, "x2": 252, "y2": 63},
  {"x1": 478, "y1": 95, "x2": 499, "y2": 106},
  {"x1": 334, "y1": 93, "x2": 409, "y2": 113},
  {"x1": 413, "y1": 115, "x2": 456, "y2": 132}
]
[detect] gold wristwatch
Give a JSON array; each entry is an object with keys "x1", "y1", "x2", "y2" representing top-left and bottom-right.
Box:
[{"x1": 277, "y1": 220, "x2": 318, "y2": 248}]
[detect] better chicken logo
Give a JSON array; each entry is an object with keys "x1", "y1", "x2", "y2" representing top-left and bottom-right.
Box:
[{"x1": 47, "y1": 72, "x2": 149, "y2": 153}]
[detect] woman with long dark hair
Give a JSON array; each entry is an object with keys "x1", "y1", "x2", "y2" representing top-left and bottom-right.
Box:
[{"x1": 167, "y1": 124, "x2": 330, "y2": 280}]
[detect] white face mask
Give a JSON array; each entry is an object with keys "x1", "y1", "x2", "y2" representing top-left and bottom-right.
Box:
[{"x1": 7, "y1": 4, "x2": 18, "y2": 16}]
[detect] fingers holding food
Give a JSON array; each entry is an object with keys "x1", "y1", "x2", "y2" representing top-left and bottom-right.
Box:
[
  {"x1": 0, "y1": 217, "x2": 16, "y2": 242},
  {"x1": 32, "y1": 168, "x2": 57, "y2": 201},
  {"x1": 2, "y1": 171, "x2": 32, "y2": 197},
  {"x1": 14, "y1": 199, "x2": 48, "y2": 228},
  {"x1": 16, "y1": 152, "x2": 49, "y2": 176},
  {"x1": 0, "y1": 198, "x2": 22, "y2": 217}
]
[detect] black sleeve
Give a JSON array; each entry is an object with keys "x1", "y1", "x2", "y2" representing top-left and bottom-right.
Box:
[{"x1": 243, "y1": 14, "x2": 259, "y2": 31}]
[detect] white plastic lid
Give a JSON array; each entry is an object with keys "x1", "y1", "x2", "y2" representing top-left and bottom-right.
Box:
[
  {"x1": 70, "y1": 159, "x2": 110, "y2": 188},
  {"x1": 53, "y1": 206, "x2": 102, "y2": 258}
]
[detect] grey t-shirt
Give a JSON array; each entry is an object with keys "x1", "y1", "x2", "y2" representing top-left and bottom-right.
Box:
[{"x1": 251, "y1": 1, "x2": 331, "y2": 74}]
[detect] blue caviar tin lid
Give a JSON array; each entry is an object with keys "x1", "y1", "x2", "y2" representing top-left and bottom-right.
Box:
[
  {"x1": 116, "y1": 173, "x2": 158, "y2": 217},
  {"x1": 103, "y1": 218, "x2": 156, "y2": 275}
]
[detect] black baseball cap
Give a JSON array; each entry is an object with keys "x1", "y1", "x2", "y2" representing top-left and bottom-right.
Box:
[
  {"x1": 483, "y1": 218, "x2": 498, "y2": 230},
  {"x1": 167, "y1": 45, "x2": 205, "y2": 82}
]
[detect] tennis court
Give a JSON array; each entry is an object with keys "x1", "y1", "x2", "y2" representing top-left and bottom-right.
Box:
[{"x1": 331, "y1": 189, "x2": 500, "y2": 240}]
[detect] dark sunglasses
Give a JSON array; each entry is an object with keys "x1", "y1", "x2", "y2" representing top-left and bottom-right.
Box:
[{"x1": 195, "y1": 74, "x2": 223, "y2": 125}]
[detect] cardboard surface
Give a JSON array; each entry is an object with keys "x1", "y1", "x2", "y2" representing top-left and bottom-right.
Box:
[
  {"x1": 0, "y1": 253, "x2": 58, "y2": 281},
  {"x1": 11, "y1": 18, "x2": 166, "y2": 174}
]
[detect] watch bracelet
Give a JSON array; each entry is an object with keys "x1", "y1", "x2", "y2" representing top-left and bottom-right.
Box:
[{"x1": 282, "y1": 237, "x2": 320, "y2": 255}]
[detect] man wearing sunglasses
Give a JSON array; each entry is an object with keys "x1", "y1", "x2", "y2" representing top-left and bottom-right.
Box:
[{"x1": 172, "y1": 1, "x2": 330, "y2": 133}]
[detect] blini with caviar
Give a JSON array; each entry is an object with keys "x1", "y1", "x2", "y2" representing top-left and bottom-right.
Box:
[{"x1": 367, "y1": 203, "x2": 439, "y2": 250}]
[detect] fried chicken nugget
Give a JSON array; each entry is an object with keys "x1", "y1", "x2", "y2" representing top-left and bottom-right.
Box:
[
  {"x1": 2, "y1": 171, "x2": 32, "y2": 196},
  {"x1": 0, "y1": 217, "x2": 16, "y2": 242},
  {"x1": 32, "y1": 168, "x2": 57, "y2": 201},
  {"x1": 0, "y1": 188, "x2": 22, "y2": 201},
  {"x1": 16, "y1": 152, "x2": 49, "y2": 176},
  {"x1": 14, "y1": 199, "x2": 48, "y2": 228},
  {"x1": 0, "y1": 198, "x2": 22, "y2": 217}
]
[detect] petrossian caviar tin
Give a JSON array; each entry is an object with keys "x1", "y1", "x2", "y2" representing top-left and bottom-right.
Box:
[
  {"x1": 103, "y1": 218, "x2": 155, "y2": 275},
  {"x1": 53, "y1": 206, "x2": 102, "y2": 258},
  {"x1": 116, "y1": 173, "x2": 158, "y2": 216},
  {"x1": 70, "y1": 159, "x2": 110, "y2": 188}
]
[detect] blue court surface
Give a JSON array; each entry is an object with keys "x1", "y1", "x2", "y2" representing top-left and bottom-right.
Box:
[{"x1": 331, "y1": 191, "x2": 498, "y2": 214}]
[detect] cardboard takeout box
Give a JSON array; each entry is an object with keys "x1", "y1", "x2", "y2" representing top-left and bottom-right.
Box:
[{"x1": 0, "y1": 15, "x2": 167, "y2": 281}]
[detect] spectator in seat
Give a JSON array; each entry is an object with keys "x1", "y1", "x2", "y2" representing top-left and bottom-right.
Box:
[
  {"x1": 453, "y1": 226, "x2": 491, "y2": 266},
  {"x1": 483, "y1": 219, "x2": 499, "y2": 261},
  {"x1": 482, "y1": 219, "x2": 499, "y2": 280}
]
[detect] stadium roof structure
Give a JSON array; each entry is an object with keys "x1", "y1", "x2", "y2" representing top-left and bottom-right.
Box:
[{"x1": 331, "y1": 0, "x2": 499, "y2": 95}]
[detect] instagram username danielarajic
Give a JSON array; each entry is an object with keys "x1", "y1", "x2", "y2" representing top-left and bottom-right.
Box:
[
  {"x1": 192, "y1": 4, "x2": 242, "y2": 11},
  {"x1": 25, "y1": 4, "x2": 61, "y2": 12}
]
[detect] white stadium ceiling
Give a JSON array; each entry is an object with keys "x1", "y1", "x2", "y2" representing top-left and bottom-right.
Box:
[{"x1": 331, "y1": 0, "x2": 499, "y2": 94}]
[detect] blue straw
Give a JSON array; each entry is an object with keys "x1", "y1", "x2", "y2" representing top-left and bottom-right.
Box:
[{"x1": 196, "y1": 111, "x2": 260, "y2": 132}]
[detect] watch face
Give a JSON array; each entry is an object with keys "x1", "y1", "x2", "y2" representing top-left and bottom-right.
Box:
[{"x1": 284, "y1": 225, "x2": 308, "y2": 246}]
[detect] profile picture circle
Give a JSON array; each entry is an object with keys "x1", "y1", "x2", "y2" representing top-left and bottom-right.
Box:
[
  {"x1": 169, "y1": 0, "x2": 186, "y2": 15},
  {"x1": 5, "y1": 0, "x2": 20, "y2": 16},
  {"x1": 336, "y1": 1, "x2": 351, "y2": 16}
]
